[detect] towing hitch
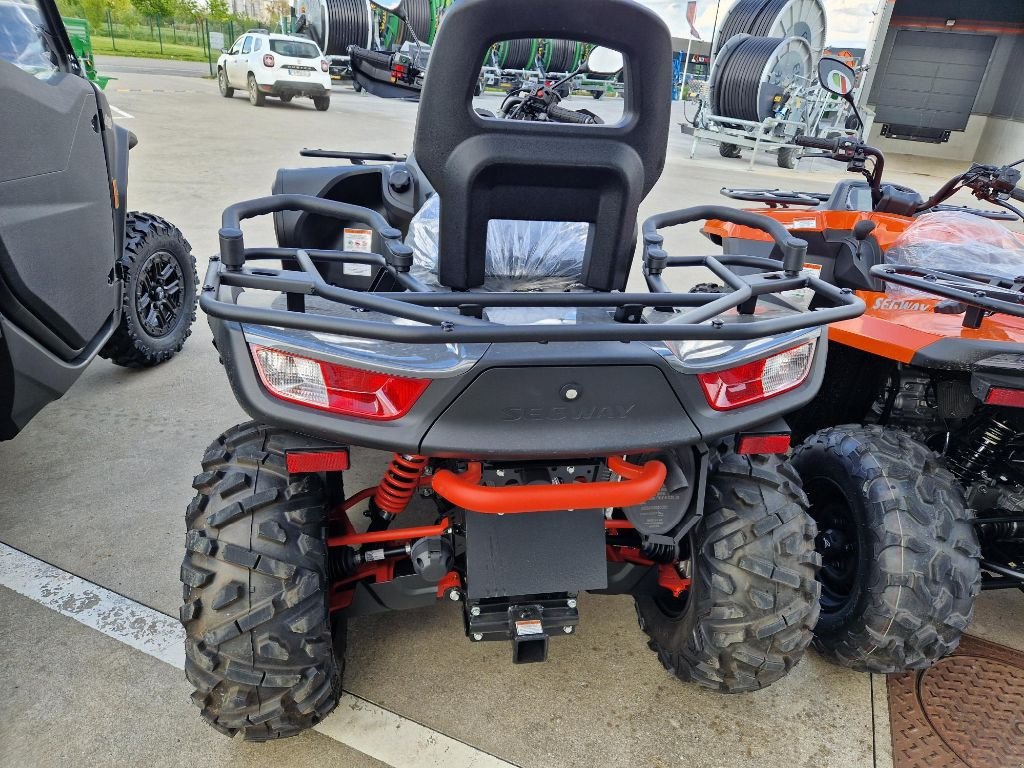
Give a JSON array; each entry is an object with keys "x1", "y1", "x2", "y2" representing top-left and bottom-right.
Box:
[{"x1": 465, "y1": 595, "x2": 580, "y2": 664}]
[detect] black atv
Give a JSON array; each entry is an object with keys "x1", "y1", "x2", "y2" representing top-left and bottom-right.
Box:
[
  {"x1": 0, "y1": 0, "x2": 197, "y2": 441},
  {"x1": 181, "y1": 0, "x2": 863, "y2": 741}
]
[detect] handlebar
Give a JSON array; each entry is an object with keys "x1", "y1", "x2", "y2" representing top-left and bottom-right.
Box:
[
  {"x1": 546, "y1": 103, "x2": 599, "y2": 124},
  {"x1": 1012, "y1": 186, "x2": 1024, "y2": 203},
  {"x1": 795, "y1": 135, "x2": 839, "y2": 152}
]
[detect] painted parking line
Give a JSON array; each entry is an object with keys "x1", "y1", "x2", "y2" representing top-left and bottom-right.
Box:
[
  {"x1": 0, "y1": 542, "x2": 516, "y2": 768},
  {"x1": 109, "y1": 105, "x2": 134, "y2": 120}
]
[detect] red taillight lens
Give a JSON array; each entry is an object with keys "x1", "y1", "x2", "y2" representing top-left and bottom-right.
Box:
[
  {"x1": 251, "y1": 346, "x2": 430, "y2": 420},
  {"x1": 321, "y1": 59, "x2": 329, "y2": 72},
  {"x1": 697, "y1": 341, "x2": 816, "y2": 411},
  {"x1": 263, "y1": 53, "x2": 275, "y2": 67},
  {"x1": 985, "y1": 387, "x2": 1024, "y2": 408}
]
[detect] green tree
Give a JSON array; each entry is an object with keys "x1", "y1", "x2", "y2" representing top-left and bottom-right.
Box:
[
  {"x1": 175, "y1": 0, "x2": 202, "y2": 22},
  {"x1": 206, "y1": 0, "x2": 230, "y2": 22},
  {"x1": 131, "y1": 0, "x2": 176, "y2": 21}
]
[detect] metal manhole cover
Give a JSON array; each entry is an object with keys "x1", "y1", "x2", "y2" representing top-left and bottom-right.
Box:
[{"x1": 888, "y1": 636, "x2": 1024, "y2": 768}]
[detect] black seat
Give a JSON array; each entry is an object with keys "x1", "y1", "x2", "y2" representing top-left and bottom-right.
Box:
[{"x1": 412, "y1": 0, "x2": 672, "y2": 292}]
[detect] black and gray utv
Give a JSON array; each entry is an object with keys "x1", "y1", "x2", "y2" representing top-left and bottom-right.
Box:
[
  {"x1": 0, "y1": 0, "x2": 197, "y2": 440},
  {"x1": 181, "y1": 0, "x2": 863, "y2": 741}
]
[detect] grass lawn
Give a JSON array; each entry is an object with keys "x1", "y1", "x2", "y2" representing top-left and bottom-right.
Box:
[{"x1": 92, "y1": 36, "x2": 211, "y2": 63}]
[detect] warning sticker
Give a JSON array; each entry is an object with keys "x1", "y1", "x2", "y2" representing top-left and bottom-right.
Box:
[
  {"x1": 343, "y1": 228, "x2": 373, "y2": 252},
  {"x1": 515, "y1": 619, "x2": 544, "y2": 637},
  {"x1": 343, "y1": 228, "x2": 373, "y2": 276}
]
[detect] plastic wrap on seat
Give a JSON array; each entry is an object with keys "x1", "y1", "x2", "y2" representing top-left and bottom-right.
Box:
[
  {"x1": 886, "y1": 212, "x2": 1024, "y2": 295},
  {"x1": 406, "y1": 195, "x2": 589, "y2": 291}
]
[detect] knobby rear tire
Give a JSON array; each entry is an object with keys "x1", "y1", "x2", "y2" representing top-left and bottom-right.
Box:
[{"x1": 181, "y1": 422, "x2": 344, "y2": 740}]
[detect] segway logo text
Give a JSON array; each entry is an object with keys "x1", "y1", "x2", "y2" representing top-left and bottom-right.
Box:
[
  {"x1": 501, "y1": 404, "x2": 637, "y2": 422},
  {"x1": 872, "y1": 297, "x2": 931, "y2": 312}
]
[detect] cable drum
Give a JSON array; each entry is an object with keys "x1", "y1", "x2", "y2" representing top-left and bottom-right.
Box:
[
  {"x1": 714, "y1": 0, "x2": 826, "y2": 60},
  {"x1": 714, "y1": 0, "x2": 775, "y2": 53},
  {"x1": 543, "y1": 39, "x2": 578, "y2": 74},
  {"x1": 402, "y1": 0, "x2": 432, "y2": 43},
  {"x1": 755, "y1": 0, "x2": 827, "y2": 60},
  {"x1": 500, "y1": 38, "x2": 538, "y2": 70},
  {"x1": 709, "y1": 34, "x2": 812, "y2": 122},
  {"x1": 318, "y1": 0, "x2": 371, "y2": 56}
]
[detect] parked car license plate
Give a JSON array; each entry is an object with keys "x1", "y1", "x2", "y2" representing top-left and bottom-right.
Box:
[{"x1": 288, "y1": 69, "x2": 310, "y2": 77}]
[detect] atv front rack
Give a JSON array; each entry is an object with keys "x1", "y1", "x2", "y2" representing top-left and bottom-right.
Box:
[
  {"x1": 201, "y1": 194, "x2": 864, "y2": 343},
  {"x1": 872, "y1": 264, "x2": 1024, "y2": 329}
]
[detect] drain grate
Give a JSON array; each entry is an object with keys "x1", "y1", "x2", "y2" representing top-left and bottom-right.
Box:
[{"x1": 887, "y1": 635, "x2": 1024, "y2": 768}]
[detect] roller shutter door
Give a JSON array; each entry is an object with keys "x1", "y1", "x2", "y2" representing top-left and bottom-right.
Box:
[{"x1": 872, "y1": 30, "x2": 994, "y2": 132}]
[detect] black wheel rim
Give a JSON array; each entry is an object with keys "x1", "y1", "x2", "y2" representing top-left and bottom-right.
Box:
[
  {"x1": 807, "y1": 479, "x2": 860, "y2": 615},
  {"x1": 135, "y1": 250, "x2": 185, "y2": 338}
]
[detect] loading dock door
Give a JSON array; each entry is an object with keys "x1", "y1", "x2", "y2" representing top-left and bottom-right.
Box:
[{"x1": 872, "y1": 30, "x2": 994, "y2": 138}]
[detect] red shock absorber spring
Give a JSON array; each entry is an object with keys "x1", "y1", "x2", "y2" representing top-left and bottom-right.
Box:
[{"x1": 373, "y1": 454, "x2": 429, "y2": 516}]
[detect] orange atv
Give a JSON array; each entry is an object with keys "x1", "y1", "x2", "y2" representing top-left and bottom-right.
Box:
[{"x1": 697, "y1": 56, "x2": 1024, "y2": 674}]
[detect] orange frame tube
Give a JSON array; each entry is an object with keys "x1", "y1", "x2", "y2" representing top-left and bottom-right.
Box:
[
  {"x1": 328, "y1": 518, "x2": 450, "y2": 548},
  {"x1": 431, "y1": 457, "x2": 667, "y2": 514}
]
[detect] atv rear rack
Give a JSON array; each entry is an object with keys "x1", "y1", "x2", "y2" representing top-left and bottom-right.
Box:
[
  {"x1": 872, "y1": 264, "x2": 1024, "y2": 329},
  {"x1": 201, "y1": 195, "x2": 863, "y2": 343}
]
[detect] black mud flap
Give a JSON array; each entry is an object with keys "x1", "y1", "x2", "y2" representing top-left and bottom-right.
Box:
[{"x1": 464, "y1": 509, "x2": 608, "y2": 600}]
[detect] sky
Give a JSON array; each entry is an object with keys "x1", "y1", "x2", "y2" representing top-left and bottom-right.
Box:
[{"x1": 636, "y1": 0, "x2": 880, "y2": 48}]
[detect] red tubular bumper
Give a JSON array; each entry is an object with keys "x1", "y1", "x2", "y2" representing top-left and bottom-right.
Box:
[{"x1": 431, "y1": 457, "x2": 667, "y2": 514}]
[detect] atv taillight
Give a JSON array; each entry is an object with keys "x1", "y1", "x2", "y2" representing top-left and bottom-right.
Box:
[
  {"x1": 321, "y1": 59, "x2": 329, "y2": 72},
  {"x1": 697, "y1": 341, "x2": 815, "y2": 411},
  {"x1": 263, "y1": 53, "x2": 275, "y2": 67},
  {"x1": 251, "y1": 346, "x2": 429, "y2": 420},
  {"x1": 985, "y1": 387, "x2": 1024, "y2": 408}
]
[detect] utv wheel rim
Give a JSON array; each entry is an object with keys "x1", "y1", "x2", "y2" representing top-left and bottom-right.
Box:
[
  {"x1": 807, "y1": 480, "x2": 859, "y2": 615},
  {"x1": 135, "y1": 250, "x2": 185, "y2": 338}
]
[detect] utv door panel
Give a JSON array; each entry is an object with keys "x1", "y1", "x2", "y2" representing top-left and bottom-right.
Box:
[{"x1": 0, "y1": 61, "x2": 118, "y2": 351}]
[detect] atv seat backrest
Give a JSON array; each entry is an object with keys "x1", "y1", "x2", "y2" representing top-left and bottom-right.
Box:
[{"x1": 412, "y1": 0, "x2": 672, "y2": 292}]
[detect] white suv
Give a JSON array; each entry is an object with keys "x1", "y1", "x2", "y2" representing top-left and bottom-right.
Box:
[{"x1": 217, "y1": 31, "x2": 333, "y2": 110}]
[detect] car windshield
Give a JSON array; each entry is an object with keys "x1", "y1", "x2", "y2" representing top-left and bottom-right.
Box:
[
  {"x1": 270, "y1": 39, "x2": 319, "y2": 58},
  {"x1": 0, "y1": 2, "x2": 55, "y2": 75}
]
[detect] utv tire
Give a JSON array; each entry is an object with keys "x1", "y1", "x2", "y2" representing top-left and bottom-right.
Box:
[
  {"x1": 248, "y1": 74, "x2": 265, "y2": 106},
  {"x1": 719, "y1": 142, "x2": 742, "y2": 159},
  {"x1": 181, "y1": 423, "x2": 344, "y2": 740},
  {"x1": 218, "y1": 68, "x2": 233, "y2": 97},
  {"x1": 352, "y1": 80, "x2": 363, "y2": 93},
  {"x1": 791, "y1": 426, "x2": 981, "y2": 673},
  {"x1": 313, "y1": 95, "x2": 331, "y2": 111},
  {"x1": 100, "y1": 212, "x2": 197, "y2": 368},
  {"x1": 280, "y1": 94, "x2": 293, "y2": 103},
  {"x1": 777, "y1": 147, "x2": 800, "y2": 169},
  {"x1": 636, "y1": 446, "x2": 820, "y2": 692}
]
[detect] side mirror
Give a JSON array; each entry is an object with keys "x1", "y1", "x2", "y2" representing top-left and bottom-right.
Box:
[
  {"x1": 586, "y1": 46, "x2": 624, "y2": 76},
  {"x1": 818, "y1": 56, "x2": 855, "y2": 96}
]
